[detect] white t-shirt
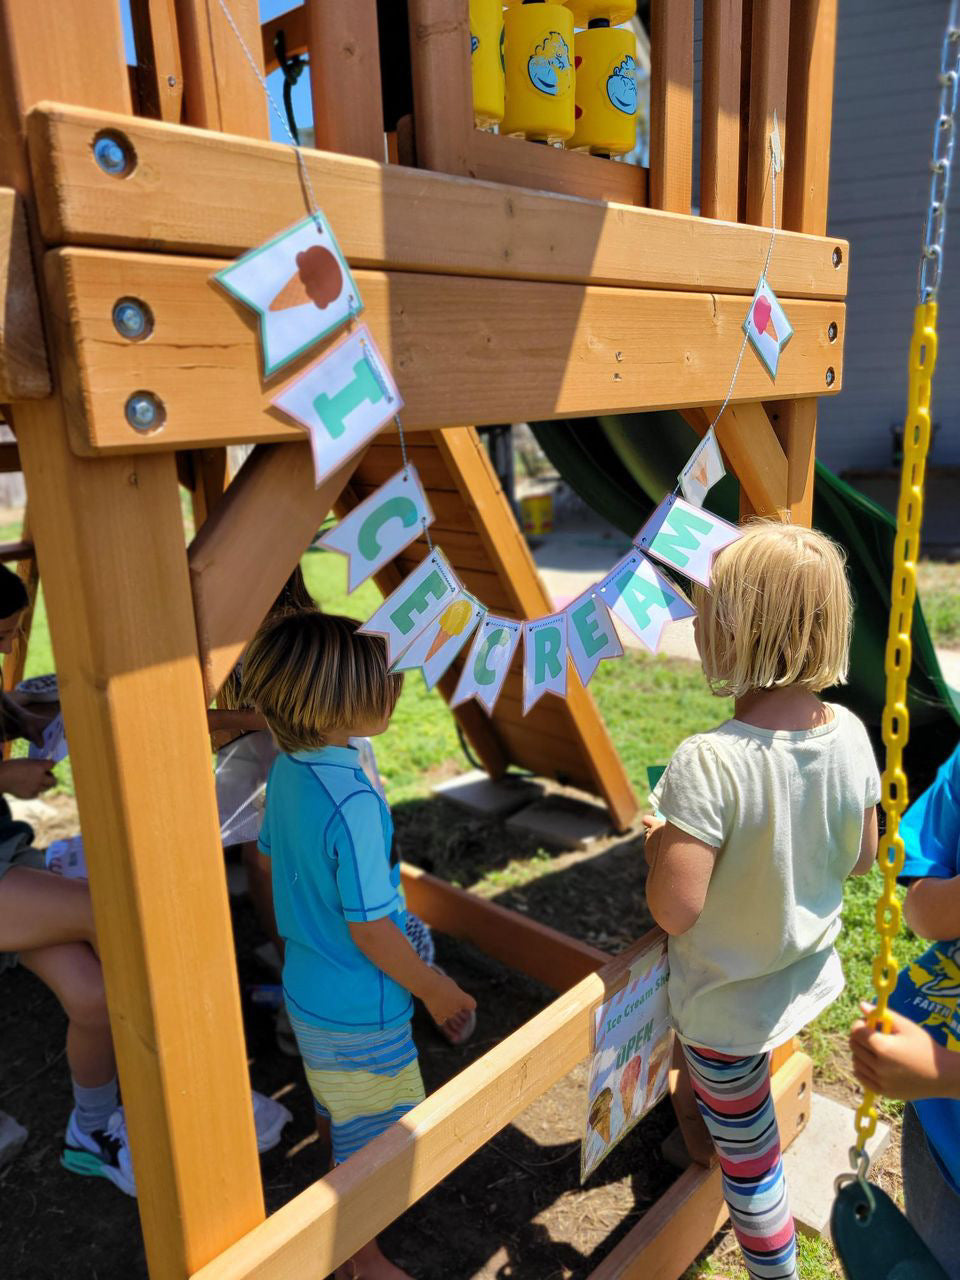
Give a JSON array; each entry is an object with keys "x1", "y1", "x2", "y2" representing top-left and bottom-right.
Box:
[{"x1": 651, "y1": 703, "x2": 881, "y2": 1054}]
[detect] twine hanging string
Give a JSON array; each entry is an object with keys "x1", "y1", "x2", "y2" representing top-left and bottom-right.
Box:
[{"x1": 215, "y1": 0, "x2": 432, "y2": 552}]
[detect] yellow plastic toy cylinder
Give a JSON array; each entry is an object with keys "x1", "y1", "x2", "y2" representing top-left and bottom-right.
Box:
[
  {"x1": 470, "y1": 0, "x2": 505, "y2": 128},
  {"x1": 570, "y1": 25, "x2": 638, "y2": 155},
  {"x1": 502, "y1": 3, "x2": 576, "y2": 143}
]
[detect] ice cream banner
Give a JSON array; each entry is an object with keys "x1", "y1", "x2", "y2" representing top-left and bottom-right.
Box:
[
  {"x1": 564, "y1": 587, "x2": 623, "y2": 687},
  {"x1": 597, "y1": 551, "x2": 695, "y2": 653},
  {"x1": 635, "y1": 495, "x2": 741, "y2": 588},
  {"x1": 271, "y1": 325, "x2": 402, "y2": 487},
  {"x1": 359, "y1": 548, "x2": 461, "y2": 665},
  {"x1": 320, "y1": 466, "x2": 434, "y2": 592},
  {"x1": 214, "y1": 213, "x2": 362, "y2": 377},
  {"x1": 743, "y1": 275, "x2": 794, "y2": 380},
  {"x1": 450, "y1": 615, "x2": 523, "y2": 715},
  {"x1": 582, "y1": 935, "x2": 672, "y2": 1182},
  {"x1": 522, "y1": 613, "x2": 568, "y2": 714},
  {"x1": 678, "y1": 426, "x2": 726, "y2": 507},
  {"x1": 392, "y1": 591, "x2": 485, "y2": 690}
]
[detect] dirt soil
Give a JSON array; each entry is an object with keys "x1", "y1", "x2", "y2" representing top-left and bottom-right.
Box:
[{"x1": 0, "y1": 791, "x2": 904, "y2": 1280}]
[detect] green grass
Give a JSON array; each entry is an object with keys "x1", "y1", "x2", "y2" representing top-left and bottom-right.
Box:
[
  {"x1": 686, "y1": 1232, "x2": 840, "y2": 1279},
  {"x1": 917, "y1": 560, "x2": 960, "y2": 647}
]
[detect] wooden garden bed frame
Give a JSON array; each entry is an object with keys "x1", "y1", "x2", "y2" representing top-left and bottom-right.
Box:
[{"x1": 0, "y1": 1, "x2": 840, "y2": 1277}]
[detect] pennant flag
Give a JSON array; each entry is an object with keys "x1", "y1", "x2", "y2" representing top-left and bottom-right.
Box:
[
  {"x1": 359, "y1": 549, "x2": 460, "y2": 665},
  {"x1": 392, "y1": 591, "x2": 485, "y2": 690},
  {"x1": 678, "y1": 427, "x2": 726, "y2": 507},
  {"x1": 320, "y1": 467, "x2": 434, "y2": 592},
  {"x1": 597, "y1": 551, "x2": 695, "y2": 653},
  {"x1": 565, "y1": 588, "x2": 623, "y2": 687},
  {"x1": 635, "y1": 495, "x2": 741, "y2": 587},
  {"x1": 743, "y1": 276, "x2": 793, "y2": 380},
  {"x1": 450, "y1": 615, "x2": 523, "y2": 715},
  {"x1": 271, "y1": 325, "x2": 402, "y2": 487},
  {"x1": 523, "y1": 613, "x2": 568, "y2": 714},
  {"x1": 214, "y1": 213, "x2": 362, "y2": 377}
]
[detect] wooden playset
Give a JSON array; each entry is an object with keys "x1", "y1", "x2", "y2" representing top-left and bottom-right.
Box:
[{"x1": 0, "y1": 1, "x2": 844, "y2": 1276}]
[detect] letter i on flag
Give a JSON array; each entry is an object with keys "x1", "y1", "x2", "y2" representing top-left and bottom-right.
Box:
[
  {"x1": 392, "y1": 592, "x2": 485, "y2": 690},
  {"x1": 451, "y1": 616, "x2": 523, "y2": 714},
  {"x1": 565, "y1": 588, "x2": 623, "y2": 687},
  {"x1": 523, "y1": 613, "x2": 568, "y2": 714},
  {"x1": 360, "y1": 549, "x2": 460, "y2": 665},
  {"x1": 320, "y1": 467, "x2": 434, "y2": 592},
  {"x1": 678, "y1": 428, "x2": 725, "y2": 507},
  {"x1": 635, "y1": 495, "x2": 741, "y2": 587},
  {"x1": 271, "y1": 325, "x2": 402, "y2": 487},
  {"x1": 596, "y1": 551, "x2": 695, "y2": 653}
]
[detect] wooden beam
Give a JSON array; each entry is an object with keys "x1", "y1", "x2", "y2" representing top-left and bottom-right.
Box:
[
  {"x1": 262, "y1": 5, "x2": 307, "y2": 74},
  {"x1": 172, "y1": 0, "x2": 267, "y2": 137},
  {"x1": 407, "y1": 0, "x2": 473, "y2": 177},
  {"x1": 0, "y1": 440, "x2": 20, "y2": 471},
  {"x1": 190, "y1": 931, "x2": 664, "y2": 1280},
  {"x1": 1, "y1": 507, "x2": 38, "y2": 765},
  {"x1": 683, "y1": 401, "x2": 789, "y2": 517},
  {"x1": 401, "y1": 864, "x2": 609, "y2": 990},
  {"x1": 649, "y1": 0, "x2": 694, "y2": 213},
  {"x1": 26, "y1": 105, "x2": 847, "y2": 299},
  {"x1": 468, "y1": 129, "x2": 648, "y2": 207},
  {"x1": 784, "y1": 0, "x2": 838, "y2": 238},
  {"x1": 744, "y1": 0, "x2": 790, "y2": 229},
  {"x1": 44, "y1": 247, "x2": 845, "y2": 456},
  {"x1": 185, "y1": 446, "x2": 230, "y2": 530},
  {"x1": 700, "y1": 0, "x2": 743, "y2": 221},
  {"x1": 432, "y1": 429, "x2": 639, "y2": 830},
  {"x1": 772, "y1": 398, "x2": 817, "y2": 525},
  {"x1": 189, "y1": 443, "x2": 355, "y2": 702},
  {"x1": 0, "y1": 188, "x2": 49, "y2": 398},
  {"x1": 585, "y1": 1051, "x2": 812, "y2": 1279},
  {"x1": 309, "y1": 0, "x2": 385, "y2": 163},
  {"x1": 129, "y1": 0, "x2": 184, "y2": 123}
]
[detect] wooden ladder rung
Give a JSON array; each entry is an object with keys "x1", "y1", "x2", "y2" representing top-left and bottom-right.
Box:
[{"x1": 0, "y1": 539, "x2": 34, "y2": 561}]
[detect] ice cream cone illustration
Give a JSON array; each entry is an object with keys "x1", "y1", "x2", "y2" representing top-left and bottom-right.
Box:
[
  {"x1": 752, "y1": 294, "x2": 779, "y2": 344},
  {"x1": 588, "y1": 1087, "x2": 613, "y2": 1144},
  {"x1": 693, "y1": 461, "x2": 709, "y2": 490},
  {"x1": 618, "y1": 1052, "x2": 644, "y2": 1117},
  {"x1": 269, "y1": 245, "x2": 344, "y2": 312},
  {"x1": 425, "y1": 598, "x2": 473, "y2": 662}
]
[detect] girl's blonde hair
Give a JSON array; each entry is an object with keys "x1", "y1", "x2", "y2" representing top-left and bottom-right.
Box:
[
  {"x1": 241, "y1": 611, "x2": 403, "y2": 754},
  {"x1": 693, "y1": 520, "x2": 851, "y2": 698}
]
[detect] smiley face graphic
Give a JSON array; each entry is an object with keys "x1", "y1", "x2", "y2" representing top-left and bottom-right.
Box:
[
  {"x1": 527, "y1": 31, "x2": 573, "y2": 97},
  {"x1": 606, "y1": 55, "x2": 637, "y2": 115}
]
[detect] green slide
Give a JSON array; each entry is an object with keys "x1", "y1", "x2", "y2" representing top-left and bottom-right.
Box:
[{"x1": 531, "y1": 413, "x2": 960, "y2": 743}]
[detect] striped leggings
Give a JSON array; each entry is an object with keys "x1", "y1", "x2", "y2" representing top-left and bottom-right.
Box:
[{"x1": 681, "y1": 1043, "x2": 797, "y2": 1280}]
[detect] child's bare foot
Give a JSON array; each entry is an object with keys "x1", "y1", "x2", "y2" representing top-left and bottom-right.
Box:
[{"x1": 334, "y1": 1238, "x2": 413, "y2": 1278}]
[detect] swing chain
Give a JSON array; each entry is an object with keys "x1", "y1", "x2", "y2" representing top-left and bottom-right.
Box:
[{"x1": 918, "y1": 2, "x2": 960, "y2": 302}]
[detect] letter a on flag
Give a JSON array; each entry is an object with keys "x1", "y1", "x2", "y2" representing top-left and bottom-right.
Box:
[
  {"x1": 271, "y1": 325, "x2": 402, "y2": 487},
  {"x1": 320, "y1": 467, "x2": 434, "y2": 592},
  {"x1": 359, "y1": 549, "x2": 460, "y2": 665},
  {"x1": 635, "y1": 495, "x2": 741, "y2": 587},
  {"x1": 450, "y1": 615, "x2": 523, "y2": 715}
]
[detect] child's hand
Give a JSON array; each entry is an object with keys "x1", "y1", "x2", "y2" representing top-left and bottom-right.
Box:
[
  {"x1": 642, "y1": 814, "x2": 665, "y2": 866},
  {"x1": 850, "y1": 1001, "x2": 960, "y2": 1101},
  {"x1": 0, "y1": 757, "x2": 55, "y2": 798},
  {"x1": 424, "y1": 970, "x2": 476, "y2": 1028}
]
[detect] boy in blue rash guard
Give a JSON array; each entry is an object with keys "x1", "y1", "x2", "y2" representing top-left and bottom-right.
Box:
[
  {"x1": 849, "y1": 741, "x2": 960, "y2": 1278},
  {"x1": 243, "y1": 610, "x2": 475, "y2": 1280}
]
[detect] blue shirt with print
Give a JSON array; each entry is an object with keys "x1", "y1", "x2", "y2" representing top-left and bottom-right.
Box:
[
  {"x1": 258, "y1": 744, "x2": 413, "y2": 1031},
  {"x1": 890, "y1": 741, "x2": 960, "y2": 1194}
]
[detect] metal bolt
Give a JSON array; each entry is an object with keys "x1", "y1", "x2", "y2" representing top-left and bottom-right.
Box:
[
  {"x1": 113, "y1": 298, "x2": 153, "y2": 342},
  {"x1": 125, "y1": 391, "x2": 165, "y2": 432},
  {"x1": 828, "y1": 321, "x2": 838, "y2": 343},
  {"x1": 93, "y1": 133, "x2": 131, "y2": 177},
  {"x1": 825, "y1": 367, "x2": 836, "y2": 387},
  {"x1": 832, "y1": 246, "x2": 843, "y2": 268},
  {"x1": 167, "y1": 74, "x2": 177, "y2": 87}
]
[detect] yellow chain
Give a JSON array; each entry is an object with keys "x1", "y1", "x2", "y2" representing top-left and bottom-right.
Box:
[{"x1": 852, "y1": 301, "x2": 938, "y2": 1152}]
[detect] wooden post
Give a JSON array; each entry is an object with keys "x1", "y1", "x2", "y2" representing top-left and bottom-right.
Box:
[
  {"x1": 407, "y1": 0, "x2": 474, "y2": 177},
  {"x1": 130, "y1": 0, "x2": 185, "y2": 123},
  {"x1": 308, "y1": 0, "x2": 385, "y2": 162},
  {"x1": 173, "y1": 0, "x2": 267, "y2": 136},
  {"x1": 700, "y1": 0, "x2": 743, "y2": 221},
  {"x1": 744, "y1": 0, "x2": 790, "y2": 230},
  {"x1": 0, "y1": 2, "x2": 266, "y2": 1275},
  {"x1": 649, "y1": 0, "x2": 694, "y2": 213}
]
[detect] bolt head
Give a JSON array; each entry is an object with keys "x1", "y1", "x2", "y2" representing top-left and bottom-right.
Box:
[
  {"x1": 167, "y1": 74, "x2": 177, "y2": 87},
  {"x1": 94, "y1": 134, "x2": 129, "y2": 176},
  {"x1": 825, "y1": 367, "x2": 836, "y2": 387},
  {"x1": 125, "y1": 392, "x2": 165, "y2": 432},
  {"x1": 113, "y1": 299, "x2": 150, "y2": 340}
]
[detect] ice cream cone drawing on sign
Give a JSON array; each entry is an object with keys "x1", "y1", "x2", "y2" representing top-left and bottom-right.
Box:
[
  {"x1": 425, "y1": 598, "x2": 473, "y2": 662},
  {"x1": 270, "y1": 246, "x2": 343, "y2": 312},
  {"x1": 743, "y1": 278, "x2": 793, "y2": 380},
  {"x1": 693, "y1": 461, "x2": 709, "y2": 490},
  {"x1": 752, "y1": 294, "x2": 779, "y2": 344},
  {"x1": 588, "y1": 1088, "x2": 613, "y2": 1144},
  {"x1": 618, "y1": 1052, "x2": 644, "y2": 1117}
]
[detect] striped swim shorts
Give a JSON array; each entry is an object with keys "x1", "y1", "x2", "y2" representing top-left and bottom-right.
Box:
[{"x1": 288, "y1": 1013, "x2": 425, "y2": 1164}]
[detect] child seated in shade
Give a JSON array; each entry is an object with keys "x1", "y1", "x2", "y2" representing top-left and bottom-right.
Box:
[
  {"x1": 242, "y1": 609, "x2": 476, "y2": 1280},
  {"x1": 642, "y1": 523, "x2": 881, "y2": 1280}
]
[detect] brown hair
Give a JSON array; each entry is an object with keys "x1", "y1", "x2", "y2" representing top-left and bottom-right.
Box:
[
  {"x1": 693, "y1": 520, "x2": 852, "y2": 698},
  {"x1": 241, "y1": 611, "x2": 403, "y2": 754},
  {"x1": 219, "y1": 566, "x2": 315, "y2": 712}
]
